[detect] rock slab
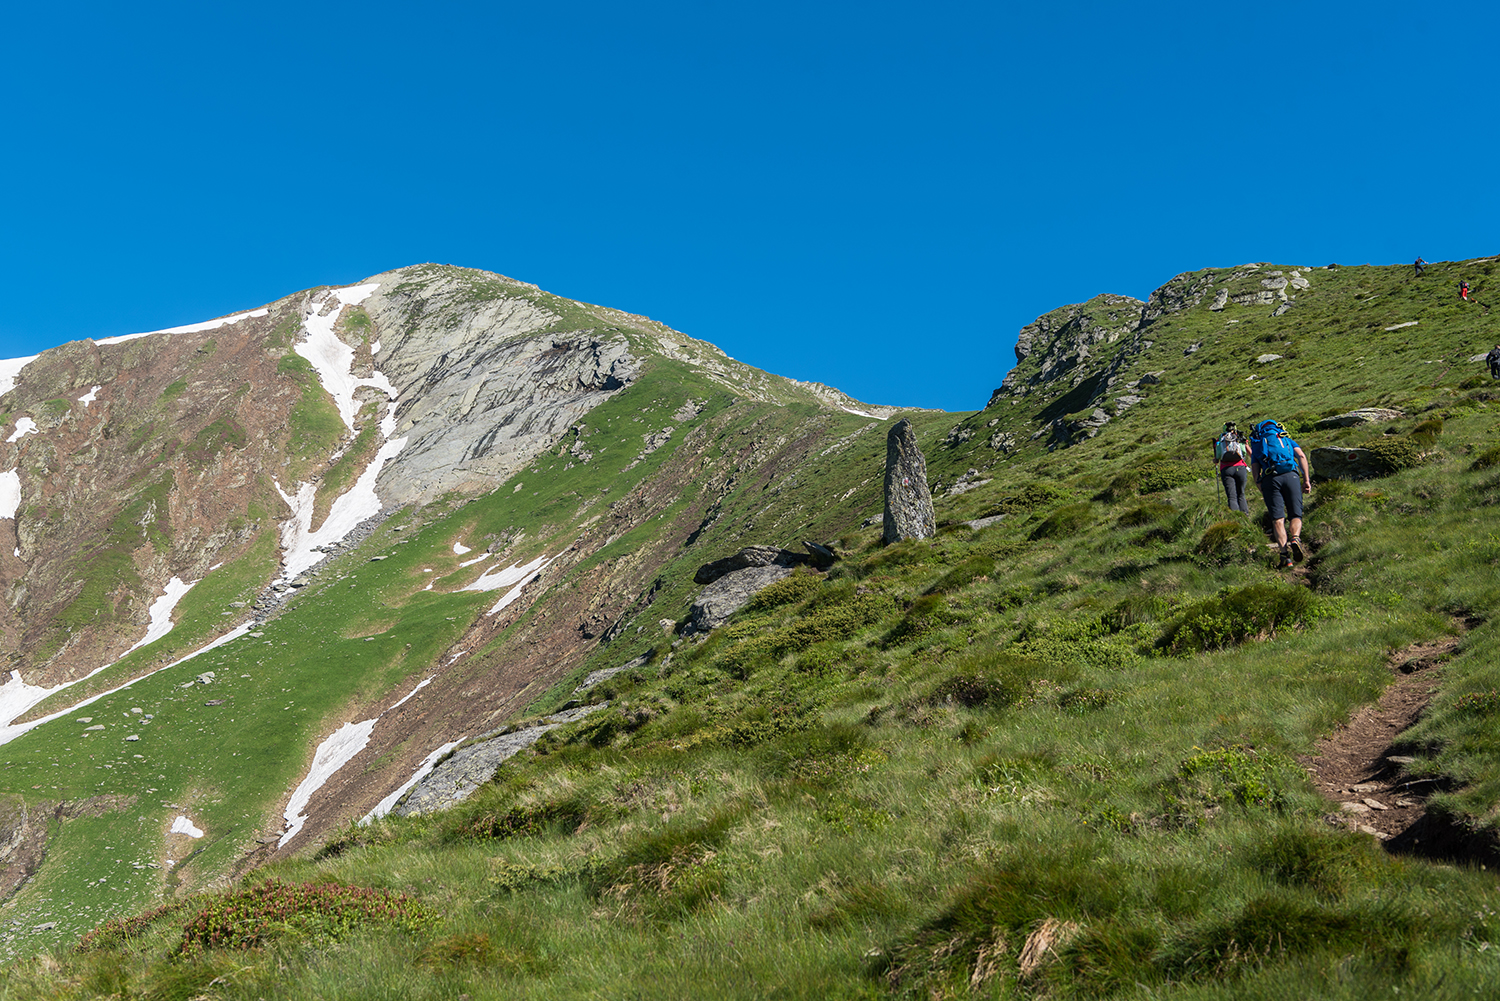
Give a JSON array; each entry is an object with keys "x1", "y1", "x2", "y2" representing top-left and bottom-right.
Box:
[
  {"x1": 693, "y1": 546, "x2": 804, "y2": 585},
  {"x1": 883, "y1": 419, "x2": 936, "y2": 544},
  {"x1": 1314, "y1": 408, "x2": 1404, "y2": 430},
  {"x1": 685, "y1": 565, "x2": 795, "y2": 634}
]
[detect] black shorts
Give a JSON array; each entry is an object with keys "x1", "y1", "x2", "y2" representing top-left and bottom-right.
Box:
[{"x1": 1259, "y1": 469, "x2": 1303, "y2": 521}]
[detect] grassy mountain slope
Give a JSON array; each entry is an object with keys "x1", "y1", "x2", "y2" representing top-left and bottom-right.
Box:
[{"x1": 7, "y1": 260, "x2": 1500, "y2": 998}]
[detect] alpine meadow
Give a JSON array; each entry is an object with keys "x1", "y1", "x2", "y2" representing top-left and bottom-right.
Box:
[{"x1": 2, "y1": 256, "x2": 1500, "y2": 999}]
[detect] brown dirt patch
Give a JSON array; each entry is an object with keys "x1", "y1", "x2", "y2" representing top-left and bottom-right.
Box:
[{"x1": 1301, "y1": 635, "x2": 1469, "y2": 851}]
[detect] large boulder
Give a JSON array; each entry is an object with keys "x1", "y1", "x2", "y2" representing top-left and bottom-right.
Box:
[
  {"x1": 684, "y1": 565, "x2": 795, "y2": 634},
  {"x1": 883, "y1": 419, "x2": 936, "y2": 544},
  {"x1": 693, "y1": 545, "x2": 803, "y2": 585},
  {"x1": 1314, "y1": 408, "x2": 1404, "y2": 430}
]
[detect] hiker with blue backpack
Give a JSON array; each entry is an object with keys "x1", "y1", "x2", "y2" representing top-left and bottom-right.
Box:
[{"x1": 1249, "y1": 419, "x2": 1312, "y2": 568}]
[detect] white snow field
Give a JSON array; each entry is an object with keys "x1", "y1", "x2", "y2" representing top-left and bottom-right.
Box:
[
  {"x1": 273, "y1": 284, "x2": 409, "y2": 582},
  {"x1": 0, "y1": 623, "x2": 253, "y2": 748},
  {"x1": 0, "y1": 355, "x2": 37, "y2": 397},
  {"x1": 453, "y1": 542, "x2": 472, "y2": 555},
  {"x1": 170, "y1": 815, "x2": 205, "y2": 838},
  {"x1": 5, "y1": 418, "x2": 38, "y2": 443},
  {"x1": 0, "y1": 469, "x2": 19, "y2": 520},
  {"x1": 460, "y1": 554, "x2": 555, "y2": 615},
  {"x1": 280, "y1": 675, "x2": 435, "y2": 847},
  {"x1": 122, "y1": 577, "x2": 197, "y2": 657},
  {"x1": 78, "y1": 385, "x2": 100, "y2": 406},
  {"x1": 95, "y1": 307, "x2": 271, "y2": 345}
]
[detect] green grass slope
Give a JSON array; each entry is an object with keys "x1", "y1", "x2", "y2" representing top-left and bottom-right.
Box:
[{"x1": 7, "y1": 260, "x2": 1500, "y2": 998}]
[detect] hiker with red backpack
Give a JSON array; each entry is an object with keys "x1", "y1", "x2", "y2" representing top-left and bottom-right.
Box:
[
  {"x1": 1249, "y1": 419, "x2": 1312, "y2": 568},
  {"x1": 1214, "y1": 422, "x2": 1250, "y2": 513},
  {"x1": 1460, "y1": 280, "x2": 1471, "y2": 301}
]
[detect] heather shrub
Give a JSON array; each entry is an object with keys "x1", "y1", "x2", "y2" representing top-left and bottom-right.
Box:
[{"x1": 177, "y1": 880, "x2": 436, "y2": 953}]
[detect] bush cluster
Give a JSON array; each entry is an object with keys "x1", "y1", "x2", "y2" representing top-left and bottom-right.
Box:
[
  {"x1": 178, "y1": 880, "x2": 436, "y2": 953},
  {"x1": 1157, "y1": 584, "x2": 1320, "y2": 654}
]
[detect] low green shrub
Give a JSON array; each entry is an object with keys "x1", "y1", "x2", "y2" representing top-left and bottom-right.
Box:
[
  {"x1": 177, "y1": 880, "x2": 436, "y2": 953},
  {"x1": 1450, "y1": 689, "x2": 1500, "y2": 716},
  {"x1": 1194, "y1": 519, "x2": 1243, "y2": 556},
  {"x1": 1099, "y1": 594, "x2": 1172, "y2": 632},
  {"x1": 1359, "y1": 436, "x2": 1422, "y2": 475},
  {"x1": 1058, "y1": 687, "x2": 1120, "y2": 715},
  {"x1": 1031, "y1": 503, "x2": 1094, "y2": 540},
  {"x1": 744, "y1": 571, "x2": 821, "y2": 612},
  {"x1": 1134, "y1": 460, "x2": 1202, "y2": 494},
  {"x1": 924, "y1": 653, "x2": 1051, "y2": 709},
  {"x1": 1470, "y1": 445, "x2": 1500, "y2": 472},
  {"x1": 922, "y1": 554, "x2": 995, "y2": 595},
  {"x1": 1157, "y1": 583, "x2": 1321, "y2": 654},
  {"x1": 1117, "y1": 499, "x2": 1176, "y2": 526},
  {"x1": 1160, "y1": 745, "x2": 1299, "y2": 816},
  {"x1": 452, "y1": 798, "x2": 589, "y2": 841}
]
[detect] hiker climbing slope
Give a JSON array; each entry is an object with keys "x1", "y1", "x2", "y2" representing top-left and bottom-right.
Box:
[
  {"x1": 1414, "y1": 256, "x2": 1426, "y2": 277},
  {"x1": 1460, "y1": 280, "x2": 1471, "y2": 301},
  {"x1": 1249, "y1": 419, "x2": 1312, "y2": 568},
  {"x1": 1214, "y1": 422, "x2": 1250, "y2": 514},
  {"x1": 1488, "y1": 343, "x2": 1500, "y2": 380}
]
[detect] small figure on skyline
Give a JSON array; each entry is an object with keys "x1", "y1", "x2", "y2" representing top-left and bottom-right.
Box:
[
  {"x1": 1249, "y1": 419, "x2": 1312, "y2": 568},
  {"x1": 1488, "y1": 343, "x2": 1500, "y2": 380},
  {"x1": 1414, "y1": 256, "x2": 1426, "y2": 277}
]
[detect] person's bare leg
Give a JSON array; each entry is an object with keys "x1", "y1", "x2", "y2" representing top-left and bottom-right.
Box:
[
  {"x1": 1288, "y1": 516, "x2": 1304, "y2": 562},
  {"x1": 1272, "y1": 517, "x2": 1288, "y2": 548}
]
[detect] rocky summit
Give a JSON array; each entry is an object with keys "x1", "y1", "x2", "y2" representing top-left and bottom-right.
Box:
[{"x1": 5, "y1": 257, "x2": 1500, "y2": 999}]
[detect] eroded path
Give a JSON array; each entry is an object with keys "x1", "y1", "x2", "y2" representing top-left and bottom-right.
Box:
[{"x1": 1301, "y1": 636, "x2": 1459, "y2": 845}]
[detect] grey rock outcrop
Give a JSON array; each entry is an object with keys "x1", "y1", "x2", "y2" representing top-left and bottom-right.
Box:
[
  {"x1": 1050, "y1": 408, "x2": 1111, "y2": 447},
  {"x1": 693, "y1": 546, "x2": 805, "y2": 585},
  {"x1": 883, "y1": 419, "x2": 936, "y2": 544},
  {"x1": 685, "y1": 565, "x2": 796, "y2": 634},
  {"x1": 1256, "y1": 354, "x2": 1283, "y2": 364},
  {"x1": 1315, "y1": 408, "x2": 1404, "y2": 430},
  {"x1": 1310, "y1": 447, "x2": 1384, "y2": 480},
  {"x1": 988, "y1": 294, "x2": 1144, "y2": 405},
  {"x1": 392, "y1": 703, "x2": 608, "y2": 816}
]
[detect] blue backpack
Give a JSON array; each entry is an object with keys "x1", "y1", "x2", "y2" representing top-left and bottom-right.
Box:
[{"x1": 1250, "y1": 419, "x2": 1298, "y2": 475}]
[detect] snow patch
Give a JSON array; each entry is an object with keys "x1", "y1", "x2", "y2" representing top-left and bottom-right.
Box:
[
  {"x1": 275, "y1": 433, "x2": 406, "y2": 581},
  {"x1": 453, "y1": 542, "x2": 472, "y2": 555},
  {"x1": 840, "y1": 406, "x2": 875, "y2": 418},
  {"x1": 0, "y1": 469, "x2": 19, "y2": 520},
  {"x1": 123, "y1": 577, "x2": 196, "y2": 657},
  {"x1": 458, "y1": 552, "x2": 490, "y2": 568},
  {"x1": 97, "y1": 308, "x2": 270, "y2": 345},
  {"x1": 279, "y1": 673, "x2": 434, "y2": 847},
  {"x1": 0, "y1": 355, "x2": 38, "y2": 398},
  {"x1": 5, "y1": 419, "x2": 38, "y2": 443},
  {"x1": 0, "y1": 623, "x2": 252, "y2": 747},
  {"x1": 360, "y1": 738, "x2": 464, "y2": 824},
  {"x1": 293, "y1": 284, "x2": 394, "y2": 432},
  {"x1": 170, "y1": 815, "x2": 204, "y2": 839},
  {"x1": 78, "y1": 386, "x2": 101, "y2": 407},
  {"x1": 459, "y1": 554, "x2": 555, "y2": 616},
  {"x1": 279, "y1": 719, "x2": 378, "y2": 847}
]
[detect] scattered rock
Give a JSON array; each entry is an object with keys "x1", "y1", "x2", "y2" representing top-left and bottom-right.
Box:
[
  {"x1": 204, "y1": 699, "x2": 226, "y2": 706},
  {"x1": 693, "y1": 545, "x2": 806, "y2": 585},
  {"x1": 1385, "y1": 321, "x2": 1419, "y2": 332},
  {"x1": 1210, "y1": 288, "x2": 1229, "y2": 311},
  {"x1": 1184, "y1": 342, "x2": 1202, "y2": 356},
  {"x1": 195, "y1": 672, "x2": 215, "y2": 685},
  {"x1": 1255, "y1": 354, "x2": 1283, "y2": 364},
  {"x1": 1049, "y1": 408, "x2": 1111, "y2": 447},
  {"x1": 1314, "y1": 407, "x2": 1404, "y2": 430},
  {"x1": 1271, "y1": 302, "x2": 1292, "y2": 317},
  {"x1": 1339, "y1": 801, "x2": 1371, "y2": 814},
  {"x1": 575, "y1": 654, "x2": 651, "y2": 692},
  {"x1": 392, "y1": 703, "x2": 609, "y2": 816},
  {"x1": 124, "y1": 735, "x2": 139, "y2": 742},
  {"x1": 1363, "y1": 798, "x2": 1389, "y2": 811},
  {"x1": 882, "y1": 419, "x2": 935, "y2": 544},
  {"x1": 963, "y1": 514, "x2": 1006, "y2": 530},
  {"x1": 684, "y1": 566, "x2": 796, "y2": 635},
  {"x1": 1137, "y1": 371, "x2": 1164, "y2": 385}
]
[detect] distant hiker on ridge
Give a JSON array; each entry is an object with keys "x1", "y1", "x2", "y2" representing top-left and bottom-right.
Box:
[
  {"x1": 1488, "y1": 343, "x2": 1500, "y2": 380},
  {"x1": 1460, "y1": 280, "x2": 1471, "y2": 301},
  {"x1": 1414, "y1": 256, "x2": 1426, "y2": 277},
  {"x1": 1214, "y1": 422, "x2": 1250, "y2": 514},
  {"x1": 1249, "y1": 419, "x2": 1312, "y2": 568}
]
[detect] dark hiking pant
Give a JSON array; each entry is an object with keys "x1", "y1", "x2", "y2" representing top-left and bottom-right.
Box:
[{"x1": 1221, "y1": 466, "x2": 1249, "y2": 513}]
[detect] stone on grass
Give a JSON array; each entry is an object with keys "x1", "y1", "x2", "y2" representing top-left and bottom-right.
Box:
[
  {"x1": 883, "y1": 419, "x2": 935, "y2": 544},
  {"x1": 684, "y1": 566, "x2": 795, "y2": 635},
  {"x1": 1314, "y1": 407, "x2": 1404, "y2": 430}
]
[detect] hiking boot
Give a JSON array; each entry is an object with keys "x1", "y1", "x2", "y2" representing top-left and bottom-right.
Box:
[
  {"x1": 1278, "y1": 548, "x2": 1293, "y2": 568},
  {"x1": 1290, "y1": 537, "x2": 1305, "y2": 563}
]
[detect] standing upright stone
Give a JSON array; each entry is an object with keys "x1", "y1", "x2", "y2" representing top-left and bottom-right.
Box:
[{"x1": 883, "y1": 419, "x2": 936, "y2": 544}]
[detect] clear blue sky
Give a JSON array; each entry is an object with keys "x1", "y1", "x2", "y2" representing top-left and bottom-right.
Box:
[{"x1": 2, "y1": 2, "x2": 1495, "y2": 412}]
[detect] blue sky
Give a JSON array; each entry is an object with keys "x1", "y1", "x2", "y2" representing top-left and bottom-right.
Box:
[{"x1": 1, "y1": 1, "x2": 1495, "y2": 412}]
